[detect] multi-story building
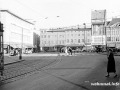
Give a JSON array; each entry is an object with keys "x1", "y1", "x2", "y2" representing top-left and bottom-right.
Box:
[
  {"x1": 91, "y1": 10, "x2": 106, "y2": 49},
  {"x1": 91, "y1": 10, "x2": 120, "y2": 50},
  {"x1": 106, "y1": 18, "x2": 120, "y2": 48},
  {"x1": 33, "y1": 28, "x2": 40, "y2": 53},
  {"x1": 0, "y1": 10, "x2": 34, "y2": 53},
  {"x1": 40, "y1": 25, "x2": 92, "y2": 51}
]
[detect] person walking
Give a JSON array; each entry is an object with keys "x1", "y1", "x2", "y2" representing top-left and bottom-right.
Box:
[
  {"x1": 106, "y1": 49, "x2": 117, "y2": 78},
  {"x1": 68, "y1": 47, "x2": 72, "y2": 55},
  {"x1": 65, "y1": 47, "x2": 68, "y2": 56}
]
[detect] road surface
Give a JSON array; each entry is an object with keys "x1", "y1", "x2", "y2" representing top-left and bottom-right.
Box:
[{"x1": 0, "y1": 53, "x2": 120, "y2": 90}]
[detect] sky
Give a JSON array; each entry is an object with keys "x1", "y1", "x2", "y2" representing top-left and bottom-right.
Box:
[{"x1": 1, "y1": 0, "x2": 120, "y2": 28}]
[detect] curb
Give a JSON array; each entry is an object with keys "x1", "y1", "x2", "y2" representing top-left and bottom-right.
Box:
[{"x1": 4, "y1": 59, "x2": 25, "y2": 66}]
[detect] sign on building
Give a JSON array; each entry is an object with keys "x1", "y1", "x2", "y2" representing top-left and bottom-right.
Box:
[
  {"x1": 91, "y1": 10, "x2": 106, "y2": 24},
  {"x1": 92, "y1": 36, "x2": 106, "y2": 45}
]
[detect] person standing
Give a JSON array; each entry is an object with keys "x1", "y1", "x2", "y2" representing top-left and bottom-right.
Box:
[{"x1": 106, "y1": 49, "x2": 117, "y2": 78}]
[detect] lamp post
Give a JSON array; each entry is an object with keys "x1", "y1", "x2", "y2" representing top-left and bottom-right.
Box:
[
  {"x1": 0, "y1": 22, "x2": 4, "y2": 76},
  {"x1": 19, "y1": 27, "x2": 23, "y2": 60},
  {"x1": 83, "y1": 23, "x2": 86, "y2": 46}
]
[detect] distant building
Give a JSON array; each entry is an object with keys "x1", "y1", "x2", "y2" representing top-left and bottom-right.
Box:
[
  {"x1": 91, "y1": 10, "x2": 106, "y2": 48},
  {"x1": 33, "y1": 28, "x2": 40, "y2": 52},
  {"x1": 40, "y1": 25, "x2": 92, "y2": 51},
  {"x1": 106, "y1": 18, "x2": 120, "y2": 48},
  {"x1": 0, "y1": 10, "x2": 34, "y2": 53}
]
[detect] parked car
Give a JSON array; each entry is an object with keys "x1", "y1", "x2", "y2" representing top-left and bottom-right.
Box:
[
  {"x1": 10, "y1": 50, "x2": 15, "y2": 56},
  {"x1": 10, "y1": 49, "x2": 18, "y2": 56}
]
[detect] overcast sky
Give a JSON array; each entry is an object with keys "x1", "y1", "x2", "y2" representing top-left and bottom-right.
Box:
[{"x1": 1, "y1": 0, "x2": 120, "y2": 28}]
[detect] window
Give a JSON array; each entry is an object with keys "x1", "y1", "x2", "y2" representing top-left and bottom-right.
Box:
[
  {"x1": 44, "y1": 35, "x2": 46, "y2": 38},
  {"x1": 44, "y1": 41, "x2": 46, "y2": 44},
  {"x1": 87, "y1": 39, "x2": 90, "y2": 42},
  {"x1": 67, "y1": 39, "x2": 69, "y2": 43},
  {"x1": 107, "y1": 37, "x2": 111, "y2": 41},
  {"x1": 71, "y1": 39, "x2": 73, "y2": 43},
  {"x1": 78, "y1": 39, "x2": 80, "y2": 43},
  {"x1": 115, "y1": 37, "x2": 119, "y2": 41},
  {"x1": 48, "y1": 35, "x2": 50, "y2": 38},
  {"x1": 82, "y1": 39, "x2": 84, "y2": 42},
  {"x1": 62, "y1": 40, "x2": 64, "y2": 44}
]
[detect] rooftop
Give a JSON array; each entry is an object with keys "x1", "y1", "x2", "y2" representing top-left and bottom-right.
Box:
[
  {"x1": 108, "y1": 18, "x2": 120, "y2": 26},
  {"x1": 0, "y1": 10, "x2": 34, "y2": 25},
  {"x1": 47, "y1": 28, "x2": 91, "y2": 32}
]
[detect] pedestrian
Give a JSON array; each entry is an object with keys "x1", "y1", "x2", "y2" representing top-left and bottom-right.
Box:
[
  {"x1": 106, "y1": 49, "x2": 117, "y2": 78},
  {"x1": 68, "y1": 47, "x2": 72, "y2": 55},
  {"x1": 65, "y1": 47, "x2": 68, "y2": 56}
]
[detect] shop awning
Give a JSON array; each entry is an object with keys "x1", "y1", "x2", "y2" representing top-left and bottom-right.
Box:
[
  {"x1": 107, "y1": 44, "x2": 115, "y2": 47},
  {"x1": 66, "y1": 44, "x2": 84, "y2": 47},
  {"x1": 10, "y1": 44, "x2": 18, "y2": 48},
  {"x1": 27, "y1": 45, "x2": 34, "y2": 48},
  {"x1": 16, "y1": 44, "x2": 21, "y2": 48},
  {"x1": 54, "y1": 45, "x2": 65, "y2": 47}
]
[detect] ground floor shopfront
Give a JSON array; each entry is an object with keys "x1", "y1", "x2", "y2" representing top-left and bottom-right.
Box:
[
  {"x1": 41, "y1": 44, "x2": 85, "y2": 52},
  {"x1": 3, "y1": 43, "x2": 34, "y2": 54}
]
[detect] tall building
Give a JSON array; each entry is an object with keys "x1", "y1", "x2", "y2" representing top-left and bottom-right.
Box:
[
  {"x1": 33, "y1": 28, "x2": 40, "y2": 53},
  {"x1": 40, "y1": 24, "x2": 92, "y2": 51},
  {"x1": 91, "y1": 10, "x2": 106, "y2": 47},
  {"x1": 0, "y1": 10, "x2": 34, "y2": 53}
]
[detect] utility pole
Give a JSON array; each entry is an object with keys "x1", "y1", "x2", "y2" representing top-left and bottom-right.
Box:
[
  {"x1": 83, "y1": 23, "x2": 86, "y2": 46},
  {"x1": 105, "y1": 20, "x2": 107, "y2": 51},
  {"x1": 19, "y1": 28, "x2": 23, "y2": 60}
]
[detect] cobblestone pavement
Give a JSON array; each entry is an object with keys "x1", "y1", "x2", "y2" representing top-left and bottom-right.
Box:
[
  {"x1": 0, "y1": 55, "x2": 60, "y2": 85},
  {"x1": 4, "y1": 53, "x2": 59, "y2": 65}
]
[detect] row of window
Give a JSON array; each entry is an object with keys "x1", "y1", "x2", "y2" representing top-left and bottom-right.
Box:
[
  {"x1": 107, "y1": 37, "x2": 120, "y2": 42},
  {"x1": 107, "y1": 30, "x2": 120, "y2": 35},
  {"x1": 41, "y1": 30, "x2": 91, "y2": 34},
  {"x1": 41, "y1": 39, "x2": 91, "y2": 45},
  {"x1": 41, "y1": 33, "x2": 91, "y2": 38}
]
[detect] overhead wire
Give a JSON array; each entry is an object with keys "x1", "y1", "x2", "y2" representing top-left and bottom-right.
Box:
[{"x1": 12, "y1": 0, "x2": 46, "y2": 20}]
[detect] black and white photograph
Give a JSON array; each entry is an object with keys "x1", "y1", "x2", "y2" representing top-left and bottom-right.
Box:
[{"x1": 0, "y1": 0, "x2": 120, "y2": 90}]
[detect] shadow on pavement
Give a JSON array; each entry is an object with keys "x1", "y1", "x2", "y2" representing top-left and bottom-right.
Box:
[{"x1": 98, "y1": 52, "x2": 120, "y2": 56}]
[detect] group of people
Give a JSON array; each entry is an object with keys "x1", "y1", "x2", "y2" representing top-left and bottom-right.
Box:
[{"x1": 61, "y1": 47, "x2": 73, "y2": 56}]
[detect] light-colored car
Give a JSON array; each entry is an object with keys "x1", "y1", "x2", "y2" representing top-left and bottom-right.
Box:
[
  {"x1": 82, "y1": 45, "x2": 94, "y2": 52},
  {"x1": 10, "y1": 50, "x2": 15, "y2": 56}
]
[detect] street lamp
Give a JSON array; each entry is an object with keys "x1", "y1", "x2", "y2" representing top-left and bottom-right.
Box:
[
  {"x1": 19, "y1": 27, "x2": 23, "y2": 60},
  {"x1": 0, "y1": 22, "x2": 4, "y2": 76}
]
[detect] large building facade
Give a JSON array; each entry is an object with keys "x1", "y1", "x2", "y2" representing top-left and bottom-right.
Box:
[
  {"x1": 40, "y1": 25, "x2": 92, "y2": 51},
  {"x1": 0, "y1": 10, "x2": 34, "y2": 53},
  {"x1": 91, "y1": 10, "x2": 106, "y2": 47},
  {"x1": 106, "y1": 18, "x2": 120, "y2": 48},
  {"x1": 91, "y1": 10, "x2": 120, "y2": 50}
]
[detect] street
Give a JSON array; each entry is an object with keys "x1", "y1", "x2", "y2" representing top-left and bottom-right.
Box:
[{"x1": 0, "y1": 52, "x2": 120, "y2": 90}]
